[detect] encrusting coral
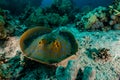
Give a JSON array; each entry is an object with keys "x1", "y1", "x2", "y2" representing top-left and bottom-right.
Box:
[
  {"x1": 23, "y1": 8, "x2": 70, "y2": 28},
  {"x1": 84, "y1": 14, "x2": 98, "y2": 29}
]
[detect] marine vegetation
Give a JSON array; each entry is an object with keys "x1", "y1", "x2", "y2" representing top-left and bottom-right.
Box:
[
  {"x1": 22, "y1": 0, "x2": 79, "y2": 28},
  {"x1": 0, "y1": 15, "x2": 6, "y2": 39},
  {"x1": 20, "y1": 27, "x2": 78, "y2": 65}
]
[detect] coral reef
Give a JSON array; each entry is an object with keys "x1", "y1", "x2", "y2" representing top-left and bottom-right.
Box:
[
  {"x1": 22, "y1": 0, "x2": 79, "y2": 28},
  {"x1": 0, "y1": 0, "x2": 43, "y2": 15},
  {"x1": 0, "y1": 50, "x2": 79, "y2": 80},
  {"x1": 0, "y1": 52, "x2": 56, "y2": 79},
  {"x1": 0, "y1": 15, "x2": 6, "y2": 39},
  {"x1": 76, "y1": 6, "x2": 109, "y2": 31},
  {"x1": 108, "y1": 5, "x2": 120, "y2": 30},
  {"x1": 76, "y1": 0, "x2": 120, "y2": 31},
  {"x1": 0, "y1": 8, "x2": 28, "y2": 37},
  {"x1": 53, "y1": 0, "x2": 73, "y2": 14},
  {"x1": 23, "y1": 8, "x2": 70, "y2": 28},
  {"x1": 97, "y1": 48, "x2": 111, "y2": 61}
]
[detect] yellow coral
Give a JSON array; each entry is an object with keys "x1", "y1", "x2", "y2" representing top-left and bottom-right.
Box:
[
  {"x1": 85, "y1": 15, "x2": 98, "y2": 29},
  {"x1": 109, "y1": 5, "x2": 120, "y2": 16}
]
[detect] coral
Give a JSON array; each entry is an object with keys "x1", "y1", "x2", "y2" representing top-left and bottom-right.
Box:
[
  {"x1": 0, "y1": 8, "x2": 9, "y2": 19},
  {"x1": 111, "y1": 0, "x2": 120, "y2": 12},
  {"x1": 0, "y1": 52, "x2": 55, "y2": 79},
  {"x1": 0, "y1": 8, "x2": 25, "y2": 37},
  {"x1": 0, "y1": 0, "x2": 43, "y2": 15},
  {"x1": 60, "y1": 14, "x2": 69, "y2": 25},
  {"x1": 82, "y1": 66, "x2": 96, "y2": 80},
  {"x1": 84, "y1": 14, "x2": 98, "y2": 29},
  {"x1": 0, "y1": 51, "x2": 22, "y2": 79},
  {"x1": 108, "y1": 5, "x2": 120, "y2": 30},
  {"x1": 109, "y1": 5, "x2": 120, "y2": 16},
  {"x1": 91, "y1": 21, "x2": 104, "y2": 30},
  {"x1": 0, "y1": 15, "x2": 5, "y2": 27},
  {"x1": 24, "y1": 8, "x2": 69, "y2": 28},
  {"x1": 46, "y1": 13, "x2": 69, "y2": 27},
  {"x1": 22, "y1": 0, "x2": 79, "y2": 28},
  {"x1": 0, "y1": 15, "x2": 6, "y2": 39},
  {"x1": 24, "y1": 8, "x2": 43, "y2": 27},
  {"x1": 53, "y1": 0, "x2": 73, "y2": 14},
  {"x1": 76, "y1": 6, "x2": 108, "y2": 30},
  {"x1": 89, "y1": 48, "x2": 111, "y2": 61},
  {"x1": 46, "y1": 13, "x2": 61, "y2": 26},
  {"x1": 56, "y1": 60, "x2": 80, "y2": 80},
  {"x1": 97, "y1": 48, "x2": 111, "y2": 61},
  {"x1": 19, "y1": 6, "x2": 35, "y2": 22},
  {"x1": 75, "y1": 3, "x2": 120, "y2": 31},
  {"x1": 113, "y1": 24, "x2": 120, "y2": 30}
]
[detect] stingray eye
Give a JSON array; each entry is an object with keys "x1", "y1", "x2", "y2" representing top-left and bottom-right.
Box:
[
  {"x1": 51, "y1": 40, "x2": 61, "y2": 53},
  {"x1": 39, "y1": 41, "x2": 42, "y2": 44},
  {"x1": 54, "y1": 40, "x2": 60, "y2": 48},
  {"x1": 39, "y1": 39, "x2": 46, "y2": 44},
  {"x1": 39, "y1": 40, "x2": 42, "y2": 44},
  {"x1": 39, "y1": 39, "x2": 46, "y2": 46}
]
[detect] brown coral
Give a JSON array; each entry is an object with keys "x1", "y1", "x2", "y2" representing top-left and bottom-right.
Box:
[
  {"x1": 97, "y1": 48, "x2": 111, "y2": 61},
  {"x1": 91, "y1": 48, "x2": 111, "y2": 61}
]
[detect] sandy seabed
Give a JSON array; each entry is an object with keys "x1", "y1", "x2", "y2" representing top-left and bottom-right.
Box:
[{"x1": 0, "y1": 25, "x2": 120, "y2": 80}]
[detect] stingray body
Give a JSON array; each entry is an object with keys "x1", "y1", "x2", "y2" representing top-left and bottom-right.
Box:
[{"x1": 20, "y1": 27, "x2": 78, "y2": 64}]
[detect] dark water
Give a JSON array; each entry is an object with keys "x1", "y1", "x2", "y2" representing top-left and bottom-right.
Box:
[
  {"x1": 40, "y1": 0, "x2": 53, "y2": 8},
  {"x1": 41, "y1": 0, "x2": 113, "y2": 8},
  {"x1": 72, "y1": 0, "x2": 113, "y2": 8},
  {"x1": 0, "y1": 0, "x2": 113, "y2": 15}
]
